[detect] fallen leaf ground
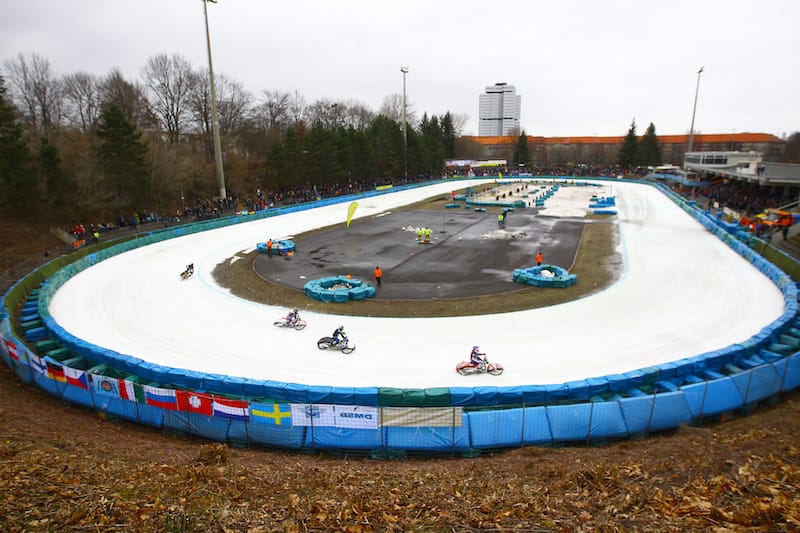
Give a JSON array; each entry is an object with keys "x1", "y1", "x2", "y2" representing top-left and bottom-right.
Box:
[{"x1": 1, "y1": 215, "x2": 799, "y2": 532}]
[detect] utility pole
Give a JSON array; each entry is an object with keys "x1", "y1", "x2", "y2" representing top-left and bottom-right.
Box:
[
  {"x1": 202, "y1": 0, "x2": 226, "y2": 201},
  {"x1": 400, "y1": 66, "x2": 409, "y2": 178},
  {"x1": 687, "y1": 65, "x2": 704, "y2": 153}
]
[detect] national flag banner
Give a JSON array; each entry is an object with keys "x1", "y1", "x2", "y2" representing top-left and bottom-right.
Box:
[
  {"x1": 380, "y1": 406, "x2": 463, "y2": 427},
  {"x1": 212, "y1": 396, "x2": 249, "y2": 421},
  {"x1": 46, "y1": 360, "x2": 67, "y2": 382},
  {"x1": 91, "y1": 374, "x2": 122, "y2": 397},
  {"x1": 142, "y1": 384, "x2": 179, "y2": 410},
  {"x1": 29, "y1": 353, "x2": 47, "y2": 375},
  {"x1": 5, "y1": 339, "x2": 19, "y2": 361},
  {"x1": 333, "y1": 405, "x2": 379, "y2": 429},
  {"x1": 63, "y1": 366, "x2": 89, "y2": 390},
  {"x1": 251, "y1": 402, "x2": 293, "y2": 426},
  {"x1": 93, "y1": 375, "x2": 139, "y2": 402},
  {"x1": 289, "y1": 403, "x2": 335, "y2": 427},
  {"x1": 177, "y1": 390, "x2": 213, "y2": 416},
  {"x1": 14, "y1": 343, "x2": 29, "y2": 364}
]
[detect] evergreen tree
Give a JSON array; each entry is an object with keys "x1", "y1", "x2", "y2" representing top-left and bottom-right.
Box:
[
  {"x1": 636, "y1": 122, "x2": 662, "y2": 166},
  {"x1": 95, "y1": 104, "x2": 151, "y2": 211},
  {"x1": 441, "y1": 112, "x2": 456, "y2": 159},
  {"x1": 416, "y1": 113, "x2": 445, "y2": 177},
  {"x1": 0, "y1": 77, "x2": 33, "y2": 215},
  {"x1": 38, "y1": 137, "x2": 74, "y2": 218},
  {"x1": 617, "y1": 119, "x2": 638, "y2": 168},
  {"x1": 513, "y1": 130, "x2": 530, "y2": 166},
  {"x1": 367, "y1": 115, "x2": 403, "y2": 178}
]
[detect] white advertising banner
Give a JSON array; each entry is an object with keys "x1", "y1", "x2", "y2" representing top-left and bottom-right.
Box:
[{"x1": 290, "y1": 404, "x2": 379, "y2": 429}]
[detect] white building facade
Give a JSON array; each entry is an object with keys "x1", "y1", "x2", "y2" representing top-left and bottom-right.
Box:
[{"x1": 478, "y1": 83, "x2": 521, "y2": 136}]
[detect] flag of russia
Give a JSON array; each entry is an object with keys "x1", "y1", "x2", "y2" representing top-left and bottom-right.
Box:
[{"x1": 143, "y1": 385, "x2": 179, "y2": 410}]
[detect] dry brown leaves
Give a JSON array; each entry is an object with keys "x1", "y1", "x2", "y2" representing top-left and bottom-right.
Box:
[{"x1": 2, "y1": 219, "x2": 800, "y2": 531}]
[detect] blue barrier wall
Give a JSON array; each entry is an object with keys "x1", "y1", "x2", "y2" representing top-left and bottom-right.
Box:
[{"x1": 2, "y1": 177, "x2": 800, "y2": 455}]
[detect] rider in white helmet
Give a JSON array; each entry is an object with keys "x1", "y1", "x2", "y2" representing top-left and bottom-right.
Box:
[
  {"x1": 470, "y1": 345, "x2": 487, "y2": 367},
  {"x1": 332, "y1": 325, "x2": 347, "y2": 346}
]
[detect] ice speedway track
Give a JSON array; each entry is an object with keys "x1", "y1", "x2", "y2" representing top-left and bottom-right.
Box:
[{"x1": 48, "y1": 180, "x2": 785, "y2": 390}]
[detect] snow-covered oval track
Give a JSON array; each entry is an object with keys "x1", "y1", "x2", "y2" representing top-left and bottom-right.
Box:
[{"x1": 48, "y1": 180, "x2": 785, "y2": 389}]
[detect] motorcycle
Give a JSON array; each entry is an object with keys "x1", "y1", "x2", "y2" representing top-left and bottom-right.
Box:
[
  {"x1": 179, "y1": 266, "x2": 194, "y2": 280},
  {"x1": 456, "y1": 360, "x2": 504, "y2": 376},
  {"x1": 273, "y1": 316, "x2": 307, "y2": 331},
  {"x1": 317, "y1": 336, "x2": 355, "y2": 354}
]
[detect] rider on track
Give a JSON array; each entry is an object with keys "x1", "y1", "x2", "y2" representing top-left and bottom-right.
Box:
[
  {"x1": 470, "y1": 345, "x2": 487, "y2": 368},
  {"x1": 332, "y1": 325, "x2": 347, "y2": 346},
  {"x1": 285, "y1": 308, "x2": 300, "y2": 326}
]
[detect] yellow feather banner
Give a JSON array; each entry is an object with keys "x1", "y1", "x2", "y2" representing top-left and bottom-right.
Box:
[{"x1": 346, "y1": 201, "x2": 359, "y2": 228}]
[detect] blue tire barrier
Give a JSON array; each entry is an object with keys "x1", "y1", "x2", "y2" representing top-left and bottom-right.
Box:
[
  {"x1": 593, "y1": 209, "x2": 618, "y2": 216},
  {"x1": 589, "y1": 196, "x2": 616, "y2": 208},
  {"x1": 304, "y1": 276, "x2": 376, "y2": 303},
  {"x1": 3, "y1": 177, "x2": 800, "y2": 455},
  {"x1": 513, "y1": 264, "x2": 578, "y2": 288},
  {"x1": 256, "y1": 239, "x2": 296, "y2": 255}
]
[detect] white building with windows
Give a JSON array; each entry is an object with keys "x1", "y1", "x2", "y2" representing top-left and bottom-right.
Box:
[{"x1": 478, "y1": 83, "x2": 521, "y2": 136}]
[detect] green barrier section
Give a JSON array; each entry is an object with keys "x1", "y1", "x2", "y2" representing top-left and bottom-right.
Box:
[
  {"x1": 752, "y1": 240, "x2": 800, "y2": 281},
  {"x1": 378, "y1": 387, "x2": 452, "y2": 407}
]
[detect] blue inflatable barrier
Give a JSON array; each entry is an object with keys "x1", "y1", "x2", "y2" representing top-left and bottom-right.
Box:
[
  {"x1": 513, "y1": 264, "x2": 578, "y2": 288},
  {"x1": 3, "y1": 177, "x2": 800, "y2": 455},
  {"x1": 256, "y1": 239, "x2": 296, "y2": 255},
  {"x1": 304, "y1": 276, "x2": 376, "y2": 303}
]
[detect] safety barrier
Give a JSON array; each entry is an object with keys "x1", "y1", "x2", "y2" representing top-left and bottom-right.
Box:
[
  {"x1": 256, "y1": 239, "x2": 296, "y2": 255},
  {"x1": 512, "y1": 264, "x2": 578, "y2": 288},
  {"x1": 2, "y1": 177, "x2": 799, "y2": 455},
  {"x1": 304, "y1": 276, "x2": 376, "y2": 303}
]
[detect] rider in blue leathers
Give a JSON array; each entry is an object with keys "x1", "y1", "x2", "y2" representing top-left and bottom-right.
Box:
[
  {"x1": 332, "y1": 325, "x2": 347, "y2": 346},
  {"x1": 285, "y1": 308, "x2": 300, "y2": 326},
  {"x1": 470, "y1": 345, "x2": 487, "y2": 368}
]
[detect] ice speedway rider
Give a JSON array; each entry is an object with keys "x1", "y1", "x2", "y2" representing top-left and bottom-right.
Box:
[
  {"x1": 332, "y1": 325, "x2": 347, "y2": 346},
  {"x1": 285, "y1": 308, "x2": 300, "y2": 326},
  {"x1": 470, "y1": 345, "x2": 487, "y2": 368},
  {"x1": 181, "y1": 263, "x2": 195, "y2": 279}
]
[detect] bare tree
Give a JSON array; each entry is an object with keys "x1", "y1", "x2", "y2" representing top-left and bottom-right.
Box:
[
  {"x1": 287, "y1": 90, "x2": 307, "y2": 126},
  {"x1": 189, "y1": 70, "x2": 252, "y2": 142},
  {"x1": 449, "y1": 112, "x2": 469, "y2": 137},
  {"x1": 341, "y1": 100, "x2": 374, "y2": 130},
  {"x1": 255, "y1": 89, "x2": 292, "y2": 132},
  {"x1": 100, "y1": 68, "x2": 154, "y2": 129},
  {"x1": 3, "y1": 52, "x2": 63, "y2": 135},
  {"x1": 216, "y1": 75, "x2": 252, "y2": 138},
  {"x1": 62, "y1": 72, "x2": 101, "y2": 132},
  {"x1": 142, "y1": 53, "x2": 195, "y2": 144},
  {"x1": 379, "y1": 94, "x2": 403, "y2": 122},
  {"x1": 379, "y1": 93, "x2": 415, "y2": 127},
  {"x1": 306, "y1": 99, "x2": 346, "y2": 129}
]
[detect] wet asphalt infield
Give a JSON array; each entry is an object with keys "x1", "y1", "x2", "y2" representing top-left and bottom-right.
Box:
[{"x1": 254, "y1": 207, "x2": 586, "y2": 300}]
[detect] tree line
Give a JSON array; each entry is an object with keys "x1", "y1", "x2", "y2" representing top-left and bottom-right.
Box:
[{"x1": 0, "y1": 52, "x2": 462, "y2": 223}]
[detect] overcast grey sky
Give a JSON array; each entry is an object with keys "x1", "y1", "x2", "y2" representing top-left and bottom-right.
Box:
[{"x1": 2, "y1": 0, "x2": 798, "y2": 137}]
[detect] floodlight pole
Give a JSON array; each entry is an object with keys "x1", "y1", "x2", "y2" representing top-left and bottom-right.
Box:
[
  {"x1": 203, "y1": 0, "x2": 226, "y2": 201},
  {"x1": 401, "y1": 66, "x2": 409, "y2": 178},
  {"x1": 687, "y1": 65, "x2": 704, "y2": 153}
]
